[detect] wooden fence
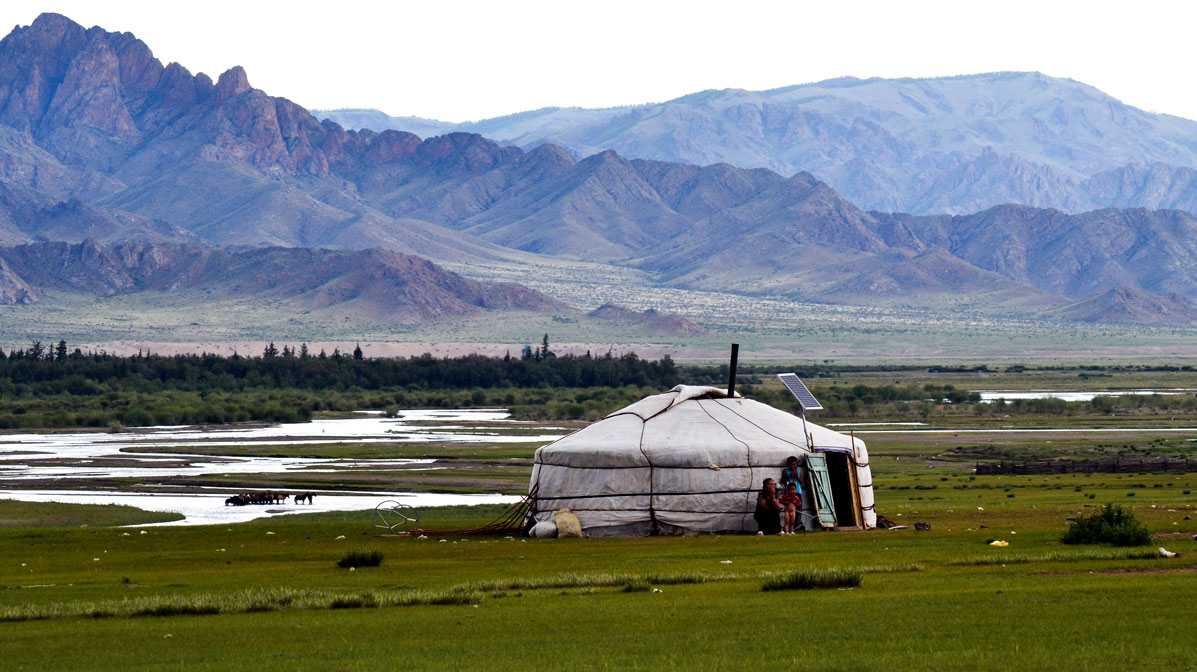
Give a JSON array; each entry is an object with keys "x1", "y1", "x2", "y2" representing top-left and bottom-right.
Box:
[{"x1": 975, "y1": 456, "x2": 1197, "y2": 475}]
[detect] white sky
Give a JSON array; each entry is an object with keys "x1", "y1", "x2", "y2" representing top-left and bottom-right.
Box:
[{"x1": 3, "y1": 1, "x2": 1195, "y2": 123}]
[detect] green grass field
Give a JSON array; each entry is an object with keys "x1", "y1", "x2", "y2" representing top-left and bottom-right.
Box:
[
  {"x1": 4, "y1": 364, "x2": 1197, "y2": 670},
  {"x1": 1, "y1": 472, "x2": 1194, "y2": 670}
]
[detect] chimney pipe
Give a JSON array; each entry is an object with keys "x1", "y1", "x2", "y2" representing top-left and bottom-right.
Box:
[{"x1": 726, "y1": 343, "x2": 739, "y2": 397}]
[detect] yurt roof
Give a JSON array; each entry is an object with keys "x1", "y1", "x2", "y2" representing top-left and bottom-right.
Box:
[{"x1": 535, "y1": 385, "x2": 861, "y2": 469}]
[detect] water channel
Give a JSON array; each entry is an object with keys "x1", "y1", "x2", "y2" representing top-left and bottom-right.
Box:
[
  {"x1": 0, "y1": 409, "x2": 563, "y2": 525},
  {"x1": 977, "y1": 389, "x2": 1194, "y2": 402}
]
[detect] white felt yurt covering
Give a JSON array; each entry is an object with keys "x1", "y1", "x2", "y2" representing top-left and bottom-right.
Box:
[{"x1": 529, "y1": 385, "x2": 876, "y2": 537}]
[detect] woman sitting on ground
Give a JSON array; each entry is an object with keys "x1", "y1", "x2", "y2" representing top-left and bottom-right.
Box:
[
  {"x1": 754, "y1": 478, "x2": 782, "y2": 535},
  {"x1": 778, "y1": 481, "x2": 802, "y2": 534}
]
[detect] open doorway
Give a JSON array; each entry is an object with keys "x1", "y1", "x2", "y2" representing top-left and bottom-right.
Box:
[{"x1": 820, "y1": 451, "x2": 861, "y2": 528}]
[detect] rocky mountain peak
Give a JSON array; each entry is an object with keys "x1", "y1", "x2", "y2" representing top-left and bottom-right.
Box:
[
  {"x1": 215, "y1": 65, "x2": 251, "y2": 101},
  {"x1": 19, "y1": 12, "x2": 86, "y2": 44}
]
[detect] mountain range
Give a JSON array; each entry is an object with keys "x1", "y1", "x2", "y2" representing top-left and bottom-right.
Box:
[
  {"x1": 0, "y1": 13, "x2": 1195, "y2": 328},
  {"x1": 320, "y1": 73, "x2": 1197, "y2": 216},
  {"x1": 0, "y1": 239, "x2": 565, "y2": 322}
]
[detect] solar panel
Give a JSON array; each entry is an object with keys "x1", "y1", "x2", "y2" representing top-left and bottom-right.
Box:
[{"x1": 778, "y1": 373, "x2": 822, "y2": 411}]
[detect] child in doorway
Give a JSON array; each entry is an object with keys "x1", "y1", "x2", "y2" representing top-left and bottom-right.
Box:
[
  {"x1": 780, "y1": 455, "x2": 803, "y2": 491},
  {"x1": 779, "y1": 481, "x2": 802, "y2": 534}
]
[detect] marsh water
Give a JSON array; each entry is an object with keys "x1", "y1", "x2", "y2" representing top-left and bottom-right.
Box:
[
  {"x1": 977, "y1": 389, "x2": 1194, "y2": 402},
  {"x1": 5, "y1": 403, "x2": 1196, "y2": 525},
  {"x1": 0, "y1": 409, "x2": 560, "y2": 525}
]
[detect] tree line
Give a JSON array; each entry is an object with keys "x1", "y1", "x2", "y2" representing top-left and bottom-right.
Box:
[
  {"x1": 0, "y1": 339, "x2": 681, "y2": 392},
  {"x1": 0, "y1": 337, "x2": 689, "y2": 429}
]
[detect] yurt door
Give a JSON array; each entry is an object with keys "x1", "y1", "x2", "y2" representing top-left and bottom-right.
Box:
[{"x1": 805, "y1": 454, "x2": 838, "y2": 527}]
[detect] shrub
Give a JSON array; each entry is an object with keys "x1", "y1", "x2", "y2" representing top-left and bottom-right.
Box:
[
  {"x1": 762, "y1": 569, "x2": 862, "y2": 591},
  {"x1": 337, "y1": 549, "x2": 385, "y2": 568},
  {"x1": 1061, "y1": 504, "x2": 1151, "y2": 546}
]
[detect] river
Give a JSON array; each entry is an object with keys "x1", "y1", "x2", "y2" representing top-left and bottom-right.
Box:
[{"x1": 0, "y1": 409, "x2": 563, "y2": 525}]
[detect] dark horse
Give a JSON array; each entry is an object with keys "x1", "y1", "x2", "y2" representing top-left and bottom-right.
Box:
[{"x1": 293, "y1": 492, "x2": 314, "y2": 505}]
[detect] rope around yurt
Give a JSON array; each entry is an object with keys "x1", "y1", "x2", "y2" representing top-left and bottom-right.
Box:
[{"x1": 402, "y1": 485, "x2": 537, "y2": 537}]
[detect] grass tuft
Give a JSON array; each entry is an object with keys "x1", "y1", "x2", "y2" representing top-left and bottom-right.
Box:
[
  {"x1": 622, "y1": 579, "x2": 650, "y2": 592},
  {"x1": 329, "y1": 593, "x2": 379, "y2": 609},
  {"x1": 337, "y1": 549, "x2": 385, "y2": 568},
  {"x1": 0, "y1": 586, "x2": 481, "y2": 623},
  {"x1": 951, "y1": 549, "x2": 1161, "y2": 566},
  {"x1": 761, "y1": 569, "x2": 863, "y2": 591}
]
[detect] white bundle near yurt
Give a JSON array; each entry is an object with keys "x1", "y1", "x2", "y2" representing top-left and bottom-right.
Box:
[{"x1": 527, "y1": 383, "x2": 876, "y2": 537}]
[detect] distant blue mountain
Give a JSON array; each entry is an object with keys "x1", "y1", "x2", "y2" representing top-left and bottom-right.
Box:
[{"x1": 319, "y1": 73, "x2": 1197, "y2": 215}]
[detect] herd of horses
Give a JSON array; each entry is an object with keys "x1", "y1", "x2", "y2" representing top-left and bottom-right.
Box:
[{"x1": 224, "y1": 492, "x2": 315, "y2": 506}]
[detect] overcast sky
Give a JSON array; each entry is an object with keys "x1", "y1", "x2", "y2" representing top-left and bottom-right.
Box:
[{"x1": 3, "y1": 1, "x2": 1195, "y2": 122}]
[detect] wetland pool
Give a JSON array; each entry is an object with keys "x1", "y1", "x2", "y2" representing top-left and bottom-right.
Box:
[{"x1": 0, "y1": 409, "x2": 558, "y2": 525}]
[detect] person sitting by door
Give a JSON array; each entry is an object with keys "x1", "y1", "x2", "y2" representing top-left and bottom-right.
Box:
[
  {"x1": 779, "y1": 481, "x2": 802, "y2": 534},
  {"x1": 754, "y1": 478, "x2": 782, "y2": 535}
]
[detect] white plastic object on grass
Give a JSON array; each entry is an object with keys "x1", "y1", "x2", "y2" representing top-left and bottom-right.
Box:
[
  {"x1": 1158, "y1": 547, "x2": 1176, "y2": 558},
  {"x1": 530, "y1": 520, "x2": 558, "y2": 539}
]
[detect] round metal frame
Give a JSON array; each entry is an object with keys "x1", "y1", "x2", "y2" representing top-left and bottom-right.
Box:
[{"x1": 373, "y1": 500, "x2": 420, "y2": 534}]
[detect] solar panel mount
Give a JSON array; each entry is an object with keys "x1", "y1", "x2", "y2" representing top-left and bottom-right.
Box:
[{"x1": 778, "y1": 373, "x2": 822, "y2": 411}]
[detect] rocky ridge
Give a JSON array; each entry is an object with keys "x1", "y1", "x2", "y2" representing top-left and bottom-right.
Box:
[
  {"x1": 0, "y1": 240, "x2": 566, "y2": 323},
  {"x1": 321, "y1": 73, "x2": 1197, "y2": 216},
  {"x1": 1054, "y1": 286, "x2": 1197, "y2": 326},
  {"x1": 586, "y1": 304, "x2": 707, "y2": 335}
]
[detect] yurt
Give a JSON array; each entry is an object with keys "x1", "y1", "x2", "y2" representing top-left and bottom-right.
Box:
[{"x1": 528, "y1": 385, "x2": 876, "y2": 537}]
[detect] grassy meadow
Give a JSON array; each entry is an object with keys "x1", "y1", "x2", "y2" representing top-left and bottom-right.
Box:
[
  {"x1": 3, "y1": 364, "x2": 1197, "y2": 669},
  {"x1": 1, "y1": 469, "x2": 1194, "y2": 670}
]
